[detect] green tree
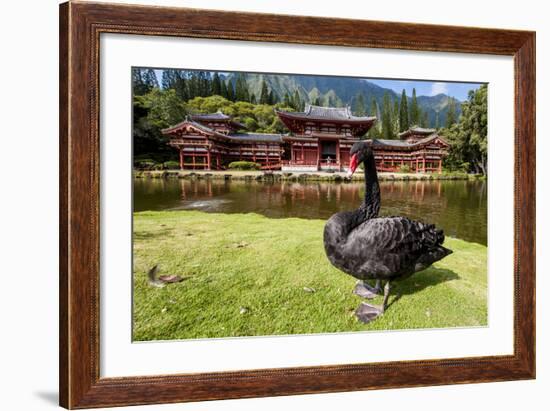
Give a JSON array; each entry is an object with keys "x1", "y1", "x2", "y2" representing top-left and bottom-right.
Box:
[
  {"x1": 399, "y1": 89, "x2": 409, "y2": 132},
  {"x1": 354, "y1": 92, "x2": 367, "y2": 116},
  {"x1": 186, "y1": 74, "x2": 199, "y2": 100},
  {"x1": 268, "y1": 90, "x2": 276, "y2": 105},
  {"x1": 292, "y1": 90, "x2": 302, "y2": 111},
  {"x1": 186, "y1": 95, "x2": 232, "y2": 115},
  {"x1": 161, "y1": 69, "x2": 178, "y2": 90},
  {"x1": 283, "y1": 92, "x2": 291, "y2": 107},
  {"x1": 381, "y1": 91, "x2": 394, "y2": 139},
  {"x1": 133, "y1": 88, "x2": 187, "y2": 161},
  {"x1": 220, "y1": 79, "x2": 229, "y2": 100},
  {"x1": 443, "y1": 85, "x2": 488, "y2": 175},
  {"x1": 446, "y1": 97, "x2": 458, "y2": 128},
  {"x1": 259, "y1": 80, "x2": 270, "y2": 104},
  {"x1": 409, "y1": 88, "x2": 419, "y2": 126},
  {"x1": 212, "y1": 72, "x2": 222, "y2": 96},
  {"x1": 142, "y1": 69, "x2": 159, "y2": 89},
  {"x1": 369, "y1": 96, "x2": 381, "y2": 138},
  {"x1": 235, "y1": 74, "x2": 250, "y2": 102},
  {"x1": 226, "y1": 80, "x2": 235, "y2": 101},
  {"x1": 420, "y1": 110, "x2": 429, "y2": 128},
  {"x1": 392, "y1": 97, "x2": 400, "y2": 135}
]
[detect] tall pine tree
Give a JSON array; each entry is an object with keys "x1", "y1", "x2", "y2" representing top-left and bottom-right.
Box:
[
  {"x1": 353, "y1": 93, "x2": 367, "y2": 116},
  {"x1": 211, "y1": 72, "x2": 222, "y2": 96},
  {"x1": 142, "y1": 69, "x2": 159, "y2": 90},
  {"x1": 220, "y1": 79, "x2": 229, "y2": 100},
  {"x1": 409, "y1": 88, "x2": 419, "y2": 126},
  {"x1": 283, "y1": 92, "x2": 291, "y2": 107},
  {"x1": 446, "y1": 98, "x2": 457, "y2": 128},
  {"x1": 173, "y1": 72, "x2": 188, "y2": 101},
  {"x1": 399, "y1": 89, "x2": 409, "y2": 132},
  {"x1": 234, "y1": 74, "x2": 250, "y2": 102},
  {"x1": 292, "y1": 90, "x2": 302, "y2": 111},
  {"x1": 161, "y1": 69, "x2": 178, "y2": 90},
  {"x1": 381, "y1": 91, "x2": 394, "y2": 139},
  {"x1": 369, "y1": 97, "x2": 381, "y2": 138},
  {"x1": 259, "y1": 80, "x2": 270, "y2": 104},
  {"x1": 268, "y1": 90, "x2": 276, "y2": 105},
  {"x1": 392, "y1": 98, "x2": 399, "y2": 136},
  {"x1": 420, "y1": 110, "x2": 429, "y2": 127},
  {"x1": 226, "y1": 80, "x2": 235, "y2": 101}
]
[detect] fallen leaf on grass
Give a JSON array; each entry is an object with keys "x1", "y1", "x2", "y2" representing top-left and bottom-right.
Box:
[
  {"x1": 158, "y1": 275, "x2": 184, "y2": 283},
  {"x1": 239, "y1": 307, "x2": 249, "y2": 315},
  {"x1": 229, "y1": 241, "x2": 249, "y2": 248},
  {"x1": 147, "y1": 265, "x2": 189, "y2": 287},
  {"x1": 303, "y1": 287, "x2": 316, "y2": 293}
]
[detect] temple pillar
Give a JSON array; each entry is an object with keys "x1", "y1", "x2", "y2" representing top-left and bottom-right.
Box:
[
  {"x1": 438, "y1": 159, "x2": 442, "y2": 174},
  {"x1": 316, "y1": 141, "x2": 320, "y2": 169},
  {"x1": 179, "y1": 148, "x2": 184, "y2": 170},
  {"x1": 206, "y1": 148, "x2": 211, "y2": 170},
  {"x1": 336, "y1": 139, "x2": 341, "y2": 170}
]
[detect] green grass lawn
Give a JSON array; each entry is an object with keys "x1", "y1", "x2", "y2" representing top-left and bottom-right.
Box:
[{"x1": 133, "y1": 211, "x2": 487, "y2": 341}]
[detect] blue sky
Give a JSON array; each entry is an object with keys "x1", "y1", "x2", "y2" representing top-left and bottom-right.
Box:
[{"x1": 367, "y1": 78, "x2": 483, "y2": 101}]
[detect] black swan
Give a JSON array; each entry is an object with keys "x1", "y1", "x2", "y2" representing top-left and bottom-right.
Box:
[{"x1": 323, "y1": 140, "x2": 452, "y2": 323}]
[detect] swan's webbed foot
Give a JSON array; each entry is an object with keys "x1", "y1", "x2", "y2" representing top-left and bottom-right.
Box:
[
  {"x1": 355, "y1": 281, "x2": 392, "y2": 324},
  {"x1": 353, "y1": 280, "x2": 381, "y2": 299},
  {"x1": 355, "y1": 302, "x2": 384, "y2": 323}
]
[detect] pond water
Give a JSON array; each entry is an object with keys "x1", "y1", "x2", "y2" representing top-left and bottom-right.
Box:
[{"x1": 134, "y1": 178, "x2": 487, "y2": 246}]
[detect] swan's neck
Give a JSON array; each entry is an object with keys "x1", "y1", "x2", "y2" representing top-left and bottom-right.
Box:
[{"x1": 362, "y1": 153, "x2": 380, "y2": 220}]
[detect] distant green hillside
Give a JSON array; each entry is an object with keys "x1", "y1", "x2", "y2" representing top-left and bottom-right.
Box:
[{"x1": 224, "y1": 72, "x2": 461, "y2": 128}]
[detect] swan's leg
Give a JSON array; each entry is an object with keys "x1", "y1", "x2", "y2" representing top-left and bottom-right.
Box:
[
  {"x1": 353, "y1": 279, "x2": 382, "y2": 299},
  {"x1": 355, "y1": 282, "x2": 391, "y2": 324}
]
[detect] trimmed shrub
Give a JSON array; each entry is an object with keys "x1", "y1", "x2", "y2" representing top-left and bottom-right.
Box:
[
  {"x1": 398, "y1": 164, "x2": 411, "y2": 173},
  {"x1": 163, "y1": 161, "x2": 180, "y2": 170},
  {"x1": 227, "y1": 161, "x2": 261, "y2": 170},
  {"x1": 134, "y1": 160, "x2": 156, "y2": 170}
]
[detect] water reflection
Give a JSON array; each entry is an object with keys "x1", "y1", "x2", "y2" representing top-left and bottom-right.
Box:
[{"x1": 134, "y1": 178, "x2": 487, "y2": 245}]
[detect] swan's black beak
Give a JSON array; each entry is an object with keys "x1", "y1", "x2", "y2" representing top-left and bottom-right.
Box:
[{"x1": 347, "y1": 153, "x2": 359, "y2": 177}]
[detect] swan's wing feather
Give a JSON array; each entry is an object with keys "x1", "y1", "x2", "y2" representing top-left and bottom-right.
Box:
[{"x1": 343, "y1": 217, "x2": 447, "y2": 276}]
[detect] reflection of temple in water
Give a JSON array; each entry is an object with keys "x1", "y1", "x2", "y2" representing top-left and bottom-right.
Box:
[
  {"x1": 134, "y1": 178, "x2": 487, "y2": 245},
  {"x1": 174, "y1": 178, "x2": 448, "y2": 216}
]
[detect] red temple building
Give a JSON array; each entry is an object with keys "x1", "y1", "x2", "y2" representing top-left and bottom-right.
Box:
[
  {"x1": 276, "y1": 105, "x2": 376, "y2": 172},
  {"x1": 162, "y1": 112, "x2": 283, "y2": 170},
  {"x1": 373, "y1": 127, "x2": 450, "y2": 173},
  {"x1": 162, "y1": 105, "x2": 449, "y2": 173}
]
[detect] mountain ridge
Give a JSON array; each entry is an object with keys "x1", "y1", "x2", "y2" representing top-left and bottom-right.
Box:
[{"x1": 224, "y1": 72, "x2": 463, "y2": 128}]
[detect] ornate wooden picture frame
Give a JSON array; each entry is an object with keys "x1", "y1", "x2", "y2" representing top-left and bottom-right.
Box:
[{"x1": 59, "y1": 1, "x2": 535, "y2": 408}]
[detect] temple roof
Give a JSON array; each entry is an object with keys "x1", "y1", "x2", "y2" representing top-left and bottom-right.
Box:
[
  {"x1": 162, "y1": 120, "x2": 282, "y2": 143},
  {"x1": 161, "y1": 119, "x2": 217, "y2": 135},
  {"x1": 189, "y1": 111, "x2": 232, "y2": 121},
  {"x1": 373, "y1": 134, "x2": 449, "y2": 150},
  {"x1": 276, "y1": 105, "x2": 376, "y2": 123},
  {"x1": 398, "y1": 126, "x2": 437, "y2": 138},
  {"x1": 227, "y1": 133, "x2": 282, "y2": 143},
  {"x1": 374, "y1": 139, "x2": 412, "y2": 147}
]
